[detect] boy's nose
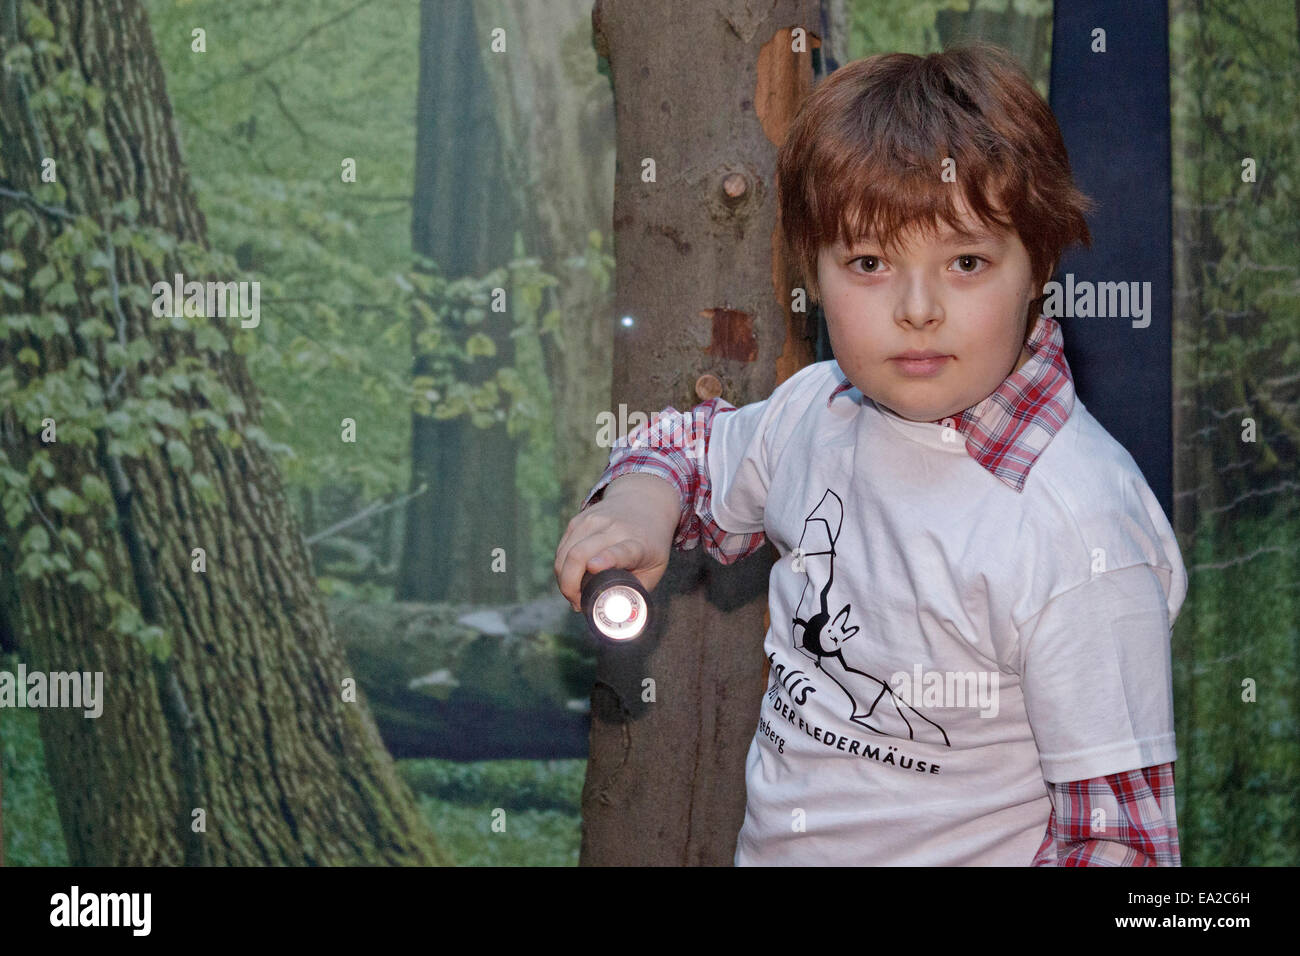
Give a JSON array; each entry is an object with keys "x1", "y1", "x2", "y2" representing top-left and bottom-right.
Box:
[{"x1": 896, "y1": 280, "x2": 943, "y2": 328}]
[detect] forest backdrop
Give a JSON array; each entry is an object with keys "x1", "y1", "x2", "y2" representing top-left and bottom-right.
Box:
[{"x1": 1, "y1": 0, "x2": 1296, "y2": 865}]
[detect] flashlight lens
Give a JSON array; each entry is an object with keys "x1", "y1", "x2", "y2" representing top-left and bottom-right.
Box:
[
  {"x1": 604, "y1": 593, "x2": 632, "y2": 623},
  {"x1": 594, "y1": 585, "x2": 645, "y2": 641}
]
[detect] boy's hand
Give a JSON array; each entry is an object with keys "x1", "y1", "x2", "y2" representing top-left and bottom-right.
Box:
[{"x1": 554, "y1": 473, "x2": 680, "y2": 612}]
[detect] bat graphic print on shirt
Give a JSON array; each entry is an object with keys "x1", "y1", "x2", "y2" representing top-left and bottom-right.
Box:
[{"x1": 787, "y1": 488, "x2": 950, "y2": 747}]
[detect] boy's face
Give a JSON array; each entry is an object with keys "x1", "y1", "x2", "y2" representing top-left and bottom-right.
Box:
[{"x1": 816, "y1": 197, "x2": 1039, "y2": 423}]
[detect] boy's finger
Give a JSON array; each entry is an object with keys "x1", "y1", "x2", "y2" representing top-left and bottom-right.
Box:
[
  {"x1": 586, "y1": 539, "x2": 634, "y2": 575},
  {"x1": 553, "y1": 509, "x2": 608, "y2": 584},
  {"x1": 557, "y1": 529, "x2": 614, "y2": 610},
  {"x1": 553, "y1": 518, "x2": 593, "y2": 590},
  {"x1": 566, "y1": 540, "x2": 640, "y2": 608}
]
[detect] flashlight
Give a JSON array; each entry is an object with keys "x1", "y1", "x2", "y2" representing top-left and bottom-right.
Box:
[{"x1": 580, "y1": 567, "x2": 652, "y2": 643}]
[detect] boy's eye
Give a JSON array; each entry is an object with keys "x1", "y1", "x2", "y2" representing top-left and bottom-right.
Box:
[{"x1": 847, "y1": 255, "x2": 987, "y2": 275}]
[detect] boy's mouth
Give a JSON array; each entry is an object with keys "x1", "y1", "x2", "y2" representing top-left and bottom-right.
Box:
[{"x1": 889, "y1": 353, "x2": 952, "y2": 377}]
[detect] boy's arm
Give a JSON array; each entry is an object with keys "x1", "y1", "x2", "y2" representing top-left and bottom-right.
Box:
[
  {"x1": 1030, "y1": 762, "x2": 1180, "y2": 866},
  {"x1": 578, "y1": 397, "x2": 768, "y2": 565},
  {"x1": 1016, "y1": 562, "x2": 1183, "y2": 866}
]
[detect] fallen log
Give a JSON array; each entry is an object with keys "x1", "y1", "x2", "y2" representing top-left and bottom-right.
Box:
[{"x1": 327, "y1": 593, "x2": 597, "y2": 760}]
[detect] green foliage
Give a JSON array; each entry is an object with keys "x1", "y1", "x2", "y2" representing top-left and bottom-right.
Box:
[
  {"x1": 398, "y1": 758, "x2": 584, "y2": 866},
  {"x1": 1174, "y1": 505, "x2": 1300, "y2": 865},
  {"x1": 2, "y1": 0, "x2": 569, "y2": 669},
  {"x1": 414, "y1": 797, "x2": 579, "y2": 867},
  {"x1": 396, "y1": 757, "x2": 584, "y2": 814},
  {"x1": 1166, "y1": 0, "x2": 1299, "y2": 865},
  {"x1": 0, "y1": 654, "x2": 70, "y2": 866},
  {"x1": 140, "y1": 0, "x2": 567, "y2": 595}
]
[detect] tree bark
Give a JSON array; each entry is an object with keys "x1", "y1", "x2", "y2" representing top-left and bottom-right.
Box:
[
  {"x1": 579, "y1": 0, "x2": 821, "y2": 866},
  {"x1": 0, "y1": 0, "x2": 446, "y2": 864}
]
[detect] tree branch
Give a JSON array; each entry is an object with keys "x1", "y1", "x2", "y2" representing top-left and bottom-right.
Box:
[
  {"x1": 195, "y1": 0, "x2": 382, "y2": 94},
  {"x1": 305, "y1": 483, "x2": 428, "y2": 546}
]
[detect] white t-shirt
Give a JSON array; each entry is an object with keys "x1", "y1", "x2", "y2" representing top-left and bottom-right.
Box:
[{"x1": 701, "y1": 359, "x2": 1187, "y2": 866}]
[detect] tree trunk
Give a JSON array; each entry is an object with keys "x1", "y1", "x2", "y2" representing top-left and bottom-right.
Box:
[
  {"x1": 579, "y1": 0, "x2": 821, "y2": 866},
  {"x1": 470, "y1": 0, "x2": 620, "y2": 521},
  {"x1": 400, "y1": 0, "x2": 525, "y2": 605},
  {"x1": 0, "y1": 0, "x2": 446, "y2": 865}
]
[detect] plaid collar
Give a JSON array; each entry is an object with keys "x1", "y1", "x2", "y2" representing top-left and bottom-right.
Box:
[{"x1": 825, "y1": 315, "x2": 1075, "y2": 492}]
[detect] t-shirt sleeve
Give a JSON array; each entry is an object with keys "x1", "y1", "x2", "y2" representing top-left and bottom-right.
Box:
[
  {"x1": 1017, "y1": 562, "x2": 1178, "y2": 783},
  {"x1": 577, "y1": 398, "x2": 768, "y2": 565},
  {"x1": 706, "y1": 361, "x2": 826, "y2": 535}
]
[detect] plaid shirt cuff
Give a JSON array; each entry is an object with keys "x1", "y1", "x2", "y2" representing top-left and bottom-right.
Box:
[
  {"x1": 580, "y1": 398, "x2": 767, "y2": 564},
  {"x1": 1032, "y1": 762, "x2": 1180, "y2": 866}
]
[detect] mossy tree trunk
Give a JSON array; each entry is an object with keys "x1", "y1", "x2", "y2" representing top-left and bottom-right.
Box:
[{"x1": 0, "y1": 0, "x2": 446, "y2": 865}]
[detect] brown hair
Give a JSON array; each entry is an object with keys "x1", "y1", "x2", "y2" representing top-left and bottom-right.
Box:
[{"x1": 776, "y1": 40, "x2": 1096, "y2": 324}]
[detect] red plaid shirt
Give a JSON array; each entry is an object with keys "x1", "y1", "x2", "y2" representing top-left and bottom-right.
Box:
[{"x1": 581, "y1": 314, "x2": 1180, "y2": 865}]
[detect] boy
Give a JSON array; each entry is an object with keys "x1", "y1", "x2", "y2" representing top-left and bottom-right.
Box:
[{"x1": 554, "y1": 42, "x2": 1184, "y2": 866}]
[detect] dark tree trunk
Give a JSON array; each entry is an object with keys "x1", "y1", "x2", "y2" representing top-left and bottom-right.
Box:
[
  {"x1": 579, "y1": 0, "x2": 821, "y2": 866},
  {"x1": 0, "y1": 0, "x2": 446, "y2": 864},
  {"x1": 400, "y1": 0, "x2": 525, "y2": 605}
]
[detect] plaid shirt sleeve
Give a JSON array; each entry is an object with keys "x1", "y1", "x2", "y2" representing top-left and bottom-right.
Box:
[
  {"x1": 578, "y1": 398, "x2": 769, "y2": 565},
  {"x1": 1030, "y1": 762, "x2": 1180, "y2": 865}
]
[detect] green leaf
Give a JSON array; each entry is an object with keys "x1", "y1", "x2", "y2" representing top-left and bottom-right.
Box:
[
  {"x1": 111, "y1": 197, "x2": 140, "y2": 221},
  {"x1": 68, "y1": 570, "x2": 101, "y2": 592},
  {"x1": 77, "y1": 317, "x2": 111, "y2": 339},
  {"x1": 138, "y1": 625, "x2": 171, "y2": 662},
  {"x1": 465, "y1": 332, "x2": 496, "y2": 358},
  {"x1": 47, "y1": 281, "x2": 78, "y2": 306},
  {"x1": 166, "y1": 439, "x2": 193, "y2": 471},
  {"x1": 31, "y1": 264, "x2": 56, "y2": 289},
  {"x1": 25, "y1": 11, "x2": 56, "y2": 40},
  {"x1": 195, "y1": 325, "x2": 229, "y2": 352},
  {"x1": 81, "y1": 473, "x2": 112, "y2": 505},
  {"x1": 86, "y1": 127, "x2": 110, "y2": 153},
  {"x1": 17, "y1": 347, "x2": 38, "y2": 366},
  {"x1": 18, "y1": 551, "x2": 54, "y2": 580},
  {"x1": 84, "y1": 548, "x2": 107, "y2": 576},
  {"x1": 190, "y1": 472, "x2": 218, "y2": 505},
  {"x1": 104, "y1": 410, "x2": 132, "y2": 433},
  {"x1": 47, "y1": 486, "x2": 87, "y2": 514},
  {"x1": 22, "y1": 525, "x2": 50, "y2": 553}
]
